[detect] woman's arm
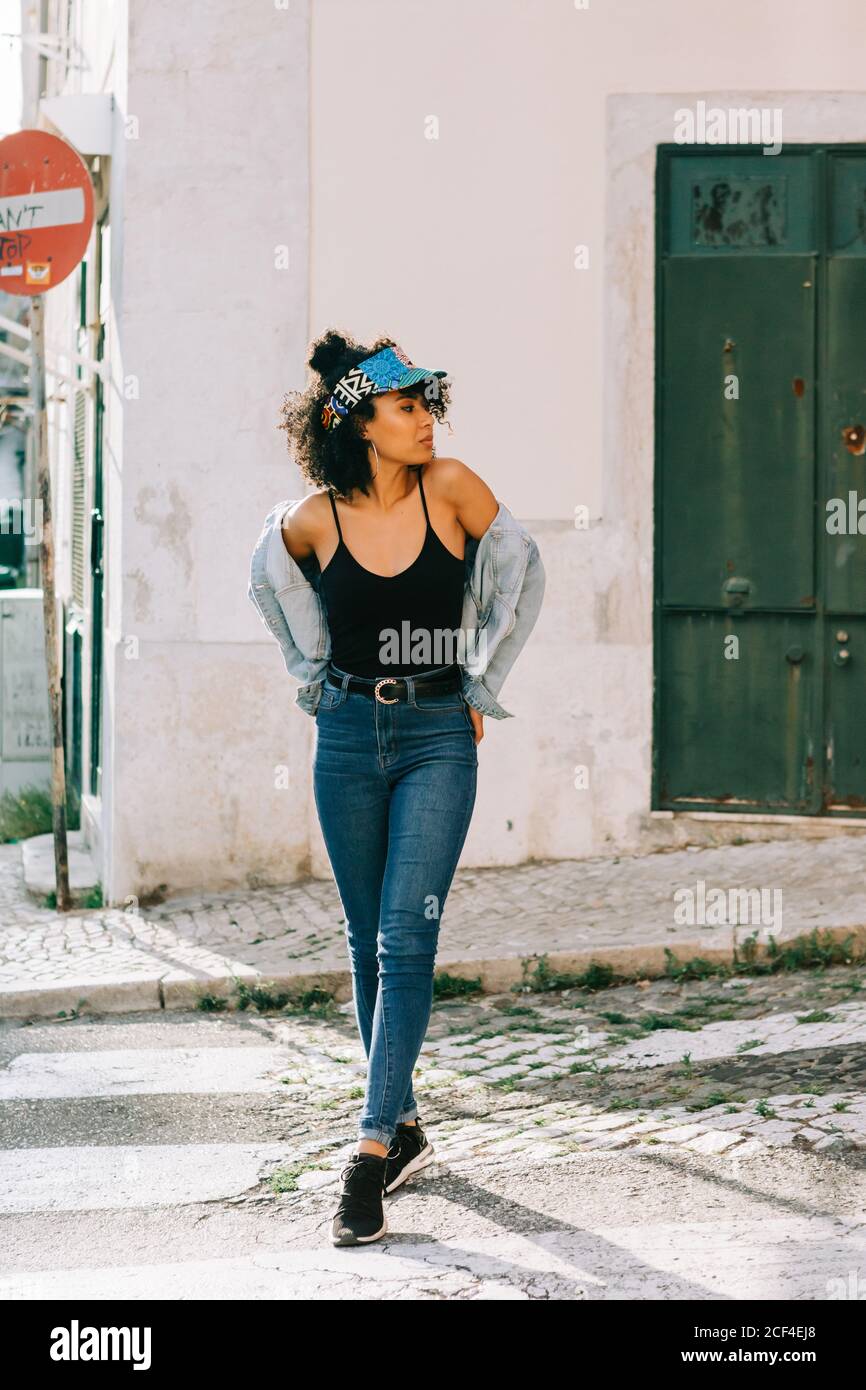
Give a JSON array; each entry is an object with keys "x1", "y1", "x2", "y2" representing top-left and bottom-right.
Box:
[{"x1": 427, "y1": 458, "x2": 502, "y2": 743}]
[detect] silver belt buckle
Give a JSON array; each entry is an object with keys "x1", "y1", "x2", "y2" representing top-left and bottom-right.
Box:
[{"x1": 374, "y1": 677, "x2": 400, "y2": 704}]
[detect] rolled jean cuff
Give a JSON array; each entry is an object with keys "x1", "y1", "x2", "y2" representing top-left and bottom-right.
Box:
[
  {"x1": 358, "y1": 1126, "x2": 395, "y2": 1147},
  {"x1": 397, "y1": 1106, "x2": 418, "y2": 1123}
]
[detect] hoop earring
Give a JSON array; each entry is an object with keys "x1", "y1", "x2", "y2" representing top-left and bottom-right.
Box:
[{"x1": 368, "y1": 438, "x2": 379, "y2": 477}]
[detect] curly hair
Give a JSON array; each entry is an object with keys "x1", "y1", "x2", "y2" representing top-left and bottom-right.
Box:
[{"x1": 277, "y1": 328, "x2": 453, "y2": 499}]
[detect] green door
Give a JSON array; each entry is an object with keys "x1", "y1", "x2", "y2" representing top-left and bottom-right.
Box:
[{"x1": 655, "y1": 146, "x2": 866, "y2": 816}]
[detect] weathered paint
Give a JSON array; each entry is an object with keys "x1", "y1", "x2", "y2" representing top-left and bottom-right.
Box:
[{"x1": 657, "y1": 147, "x2": 866, "y2": 816}]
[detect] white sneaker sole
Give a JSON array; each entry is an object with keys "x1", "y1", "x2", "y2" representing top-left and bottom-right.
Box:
[
  {"x1": 384, "y1": 1142, "x2": 435, "y2": 1194},
  {"x1": 331, "y1": 1212, "x2": 388, "y2": 1246}
]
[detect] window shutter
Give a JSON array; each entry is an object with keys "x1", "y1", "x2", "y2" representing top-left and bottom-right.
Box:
[{"x1": 71, "y1": 387, "x2": 87, "y2": 607}]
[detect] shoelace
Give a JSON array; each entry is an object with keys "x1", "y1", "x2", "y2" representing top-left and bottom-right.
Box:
[{"x1": 335, "y1": 1156, "x2": 385, "y2": 1217}]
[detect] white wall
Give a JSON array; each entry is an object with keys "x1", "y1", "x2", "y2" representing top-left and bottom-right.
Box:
[
  {"x1": 34, "y1": 0, "x2": 866, "y2": 901},
  {"x1": 308, "y1": 0, "x2": 866, "y2": 865},
  {"x1": 109, "y1": 0, "x2": 312, "y2": 900}
]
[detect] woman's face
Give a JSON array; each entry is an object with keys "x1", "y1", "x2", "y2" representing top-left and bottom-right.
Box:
[{"x1": 362, "y1": 389, "x2": 435, "y2": 463}]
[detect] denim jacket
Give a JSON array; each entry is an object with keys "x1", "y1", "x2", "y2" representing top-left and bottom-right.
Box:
[{"x1": 247, "y1": 495, "x2": 545, "y2": 719}]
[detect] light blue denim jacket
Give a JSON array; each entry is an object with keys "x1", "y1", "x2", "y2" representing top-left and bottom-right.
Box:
[{"x1": 247, "y1": 496, "x2": 545, "y2": 719}]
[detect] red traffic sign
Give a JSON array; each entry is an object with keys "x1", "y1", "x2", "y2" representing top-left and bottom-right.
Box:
[{"x1": 0, "y1": 128, "x2": 94, "y2": 295}]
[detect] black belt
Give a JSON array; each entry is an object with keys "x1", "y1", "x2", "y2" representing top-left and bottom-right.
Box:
[{"x1": 325, "y1": 663, "x2": 462, "y2": 704}]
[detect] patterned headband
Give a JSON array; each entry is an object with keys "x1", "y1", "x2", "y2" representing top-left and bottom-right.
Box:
[{"x1": 320, "y1": 344, "x2": 447, "y2": 431}]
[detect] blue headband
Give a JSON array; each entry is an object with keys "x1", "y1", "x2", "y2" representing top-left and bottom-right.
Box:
[{"x1": 321, "y1": 345, "x2": 447, "y2": 431}]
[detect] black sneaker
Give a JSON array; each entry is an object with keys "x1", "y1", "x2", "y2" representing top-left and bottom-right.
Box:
[
  {"x1": 331, "y1": 1152, "x2": 388, "y2": 1247},
  {"x1": 384, "y1": 1117, "x2": 435, "y2": 1195}
]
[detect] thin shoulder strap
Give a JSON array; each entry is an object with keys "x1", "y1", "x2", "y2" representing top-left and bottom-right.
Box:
[
  {"x1": 416, "y1": 466, "x2": 431, "y2": 526},
  {"x1": 327, "y1": 488, "x2": 343, "y2": 543}
]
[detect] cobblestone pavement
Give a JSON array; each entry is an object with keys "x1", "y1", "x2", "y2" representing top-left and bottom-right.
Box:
[
  {"x1": 1, "y1": 961, "x2": 865, "y2": 1298},
  {"x1": 3, "y1": 834, "x2": 866, "y2": 1017},
  {"x1": 250, "y1": 962, "x2": 866, "y2": 1178}
]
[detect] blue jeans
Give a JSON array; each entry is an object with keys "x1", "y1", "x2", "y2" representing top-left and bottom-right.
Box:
[{"x1": 312, "y1": 662, "x2": 478, "y2": 1148}]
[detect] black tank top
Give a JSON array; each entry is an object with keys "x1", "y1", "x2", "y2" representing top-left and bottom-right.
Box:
[{"x1": 319, "y1": 466, "x2": 466, "y2": 677}]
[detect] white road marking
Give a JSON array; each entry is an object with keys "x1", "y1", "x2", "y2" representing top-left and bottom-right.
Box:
[
  {"x1": 0, "y1": 1047, "x2": 289, "y2": 1100},
  {"x1": 0, "y1": 1217, "x2": 861, "y2": 1300},
  {"x1": 0, "y1": 1143, "x2": 288, "y2": 1213}
]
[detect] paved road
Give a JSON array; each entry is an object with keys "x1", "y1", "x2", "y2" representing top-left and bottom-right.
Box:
[{"x1": 1, "y1": 965, "x2": 865, "y2": 1299}]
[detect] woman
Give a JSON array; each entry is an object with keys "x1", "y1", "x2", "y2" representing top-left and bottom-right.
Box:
[{"x1": 268, "y1": 329, "x2": 544, "y2": 1247}]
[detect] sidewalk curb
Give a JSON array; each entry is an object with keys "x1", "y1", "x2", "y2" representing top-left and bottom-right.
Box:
[{"x1": 2, "y1": 925, "x2": 864, "y2": 1021}]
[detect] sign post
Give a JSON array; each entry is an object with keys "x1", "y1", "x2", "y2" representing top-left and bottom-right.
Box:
[{"x1": 0, "y1": 128, "x2": 94, "y2": 911}]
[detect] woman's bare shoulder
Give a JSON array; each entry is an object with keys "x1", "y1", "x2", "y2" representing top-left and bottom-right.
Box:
[
  {"x1": 423, "y1": 456, "x2": 465, "y2": 486},
  {"x1": 424, "y1": 456, "x2": 490, "y2": 494},
  {"x1": 425, "y1": 458, "x2": 498, "y2": 537},
  {"x1": 280, "y1": 489, "x2": 332, "y2": 562}
]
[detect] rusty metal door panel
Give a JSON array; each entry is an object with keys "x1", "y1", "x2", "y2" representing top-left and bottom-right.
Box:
[
  {"x1": 661, "y1": 256, "x2": 816, "y2": 611},
  {"x1": 658, "y1": 613, "x2": 816, "y2": 811},
  {"x1": 819, "y1": 155, "x2": 866, "y2": 810},
  {"x1": 825, "y1": 256, "x2": 866, "y2": 615},
  {"x1": 824, "y1": 617, "x2": 866, "y2": 809},
  {"x1": 654, "y1": 146, "x2": 866, "y2": 816},
  {"x1": 667, "y1": 153, "x2": 815, "y2": 255},
  {"x1": 656, "y1": 147, "x2": 821, "y2": 815}
]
